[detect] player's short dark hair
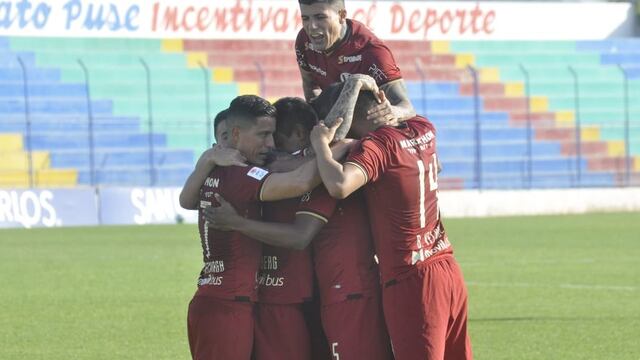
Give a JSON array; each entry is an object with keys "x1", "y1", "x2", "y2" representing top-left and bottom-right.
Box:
[
  {"x1": 273, "y1": 97, "x2": 318, "y2": 137},
  {"x1": 213, "y1": 109, "x2": 229, "y2": 139},
  {"x1": 311, "y1": 82, "x2": 377, "y2": 125},
  {"x1": 298, "y1": 0, "x2": 345, "y2": 10},
  {"x1": 227, "y1": 95, "x2": 276, "y2": 129}
]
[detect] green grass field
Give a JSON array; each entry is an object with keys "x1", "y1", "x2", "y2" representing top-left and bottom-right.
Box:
[{"x1": 1, "y1": 212, "x2": 639, "y2": 359}]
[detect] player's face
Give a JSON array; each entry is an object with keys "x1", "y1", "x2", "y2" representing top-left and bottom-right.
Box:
[
  {"x1": 215, "y1": 119, "x2": 229, "y2": 146},
  {"x1": 300, "y1": 3, "x2": 346, "y2": 52},
  {"x1": 234, "y1": 116, "x2": 276, "y2": 166},
  {"x1": 274, "y1": 125, "x2": 307, "y2": 154}
]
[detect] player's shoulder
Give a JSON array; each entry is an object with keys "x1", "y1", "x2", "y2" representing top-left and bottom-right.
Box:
[
  {"x1": 295, "y1": 28, "x2": 309, "y2": 45},
  {"x1": 222, "y1": 165, "x2": 270, "y2": 182},
  {"x1": 407, "y1": 115, "x2": 436, "y2": 134},
  {"x1": 349, "y1": 19, "x2": 385, "y2": 49}
]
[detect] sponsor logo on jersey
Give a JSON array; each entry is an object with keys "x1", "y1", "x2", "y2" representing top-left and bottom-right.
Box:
[
  {"x1": 338, "y1": 54, "x2": 362, "y2": 64},
  {"x1": 411, "y1": 238, "x2": 451, "y2": 265},
  {"x1": 368, "y1": 63, "x2": 388, "y2": 82},
  {"x1": 198, "y1": 275, "x2": 223, "y2": 286},
  {"x1": 257, "y1": 273, "x2": 285, "y2": 287},
  {"x1": 304, "y1": 42, "x2": 323, "y2": 54},
  {"x1": 399, "y1": 131, "x2": 435, "y2": 150},
  {"x1": 204, "y1": 177, "x2": 219, "y2": 188},
  {"x1": 309, "y1": 64, "x2": 327, "y2": 77},
  {"x1": 296, "y1": 49, "x2": 306, "y2": 67},
  {"x1": 247, "y1": 167, "x2": 269, "y2": 181}
]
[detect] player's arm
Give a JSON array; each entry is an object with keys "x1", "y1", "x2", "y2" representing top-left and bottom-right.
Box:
[
  {"x1": 300, "y1": 67, "x2": 322, "y2": 101},
  {"x1": 179, "y1": 145, "x2": 247, "y2": 209},
  {"x1": 369, "y1": 79, "x2": 416, "y2": 123},
  {"x1": 205, "y1": 194, "x2": 325, "y2": 250},
  {"x1": 323, "y1": 74, "x2": 381, "y2": 141},
  {"x1": 310, "y1": 119, "x2": 367, "y2": 199},
  {"x1": 260, "y1": 139, "x2": 355, "y2": 202}
]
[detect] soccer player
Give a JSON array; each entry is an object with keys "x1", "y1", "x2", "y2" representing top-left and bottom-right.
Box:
[
  {"x1": 179, "y1": 109, "x2": 246, "y2": 211},
  {"x1": 296, "y1": 0, "x2": 415, "y2": 139},
  {"x1": 206, "y1": 97, "x2": 393, "y2": 360},
  {"x1": 183, "y1": 95, "x2": 342, "y2": 360},
  {"x1": 309, "y1": 81, "x2": 473, "y2": 360},
  {"x1": 213, "y1": 108, "x2": 230, "y2": 146}
]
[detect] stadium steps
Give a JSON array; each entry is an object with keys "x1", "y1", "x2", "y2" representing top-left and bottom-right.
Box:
[
  {"x1": 1, "y1": 37, "x2": 199, "y2": 187},
  {"x1": 4, "y1": 36, "x2": 640, "y2": 188},
  {"x1": 0, "y1": 133, "x2": 78, "y2": 187},
  {"x1": 420, "y1": 39, "x2": 640, "y2": 187},
  {"x1": 173, "y1": 38, "x2": 640, "y2": 188}
]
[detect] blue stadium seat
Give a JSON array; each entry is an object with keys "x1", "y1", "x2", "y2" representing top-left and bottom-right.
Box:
[
  {"x1": 0, "y1": 68, "x2": 60, "y2": 82},
  {"x1": 576, "y1": 39, "x2": 640, "y2": 52},
  {"x1": 31, "y1": 133, "x2": 167, "y2": 149},
  {"x1": 405, "y1": 81, "x2": 460, "y2": 96},
  {"x1": 0, "y1": 84, "x2": 87, "y2": 97},
  {"x1": 601, "y1": 53, "x2": 640, "y2": 65}
]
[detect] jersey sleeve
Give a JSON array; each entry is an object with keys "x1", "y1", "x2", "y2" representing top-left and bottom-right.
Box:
[
  {"x1": 345, "y1": 136, "x2": 388, "y2": 183},
  {"x1": 296, "y1": 186, "x2": 337, "y2": 223},
  {"x1": 295, "y1": 30, "x2": 311, "y2": 71},
  {"x1": 233, "y1": 166, "x2": 272, "y2": 202},
  {"x1": 361, "y1": 43, "x2": 403, "y2": 86}
]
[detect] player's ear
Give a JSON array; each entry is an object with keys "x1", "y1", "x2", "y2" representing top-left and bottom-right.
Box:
[
  {"x1": 293, "y1": 124, "x2": 306, "y2": 141},
  {"x1": 230, "y1": 127, "x2": 241, "y2": 145},
  {"x1": 338, "y1": 9, "x2": 347, "y2": 22}
]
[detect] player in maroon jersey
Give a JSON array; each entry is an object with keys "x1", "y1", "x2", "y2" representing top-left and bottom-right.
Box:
[
  {"x1": 179, "y1": 109, "x2": 247, "y2": 211},
  {"x1": 296, "y1": 0, "x2": 415, "y2": 140},
  {"x1": 182, "y1": 95, "x2": 352, "y2": 360},
  {"x1": 205, "y1": 97, "x2": 393, "y2": 360},
  {"x1": 309, "y1": 80, "x2": 473, "y2": 360}
]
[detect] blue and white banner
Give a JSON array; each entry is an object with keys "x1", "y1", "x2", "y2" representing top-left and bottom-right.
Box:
[
  {"x1": 0, "y1": 188, "x2": 98, "y2": 228},
  {"x1": 99, "y1": 187, "x2": 198, "y2": 225},
  {"x1": 0, "y1": 0, "x2": 634, "y2": 40}
]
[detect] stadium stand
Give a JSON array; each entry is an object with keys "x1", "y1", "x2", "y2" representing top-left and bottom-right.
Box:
[{"x1": 1, "y1": 36, "x2": 639, "y2": 189}]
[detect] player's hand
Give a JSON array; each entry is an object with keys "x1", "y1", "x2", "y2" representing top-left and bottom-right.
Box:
[
  {"x1": 203, "y1": 194, "x2": 241, "y2": 231},
  {"x1": 366, "y1": 90, "x2": 395, "y2": 126},
  {"x1": 311, "y1": 118, "x2": 344, "y2": 150},
  {"x1": 209, "y1": 144, "x2": 247, "y2": 167},
  {"x1": 344, "y1": 74, "x2": 381, "y2": 101}
]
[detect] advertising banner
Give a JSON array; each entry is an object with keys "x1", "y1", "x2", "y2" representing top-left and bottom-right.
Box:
[
  {"x1": 0, "y1": 188, "x2": 98, "y2": 228},
  {"x1": 0, "y1": 0, "x2": 634, "y2": 40},
  {"x1": 99, "y1": 187, "x2": 198, "y2": 225}
]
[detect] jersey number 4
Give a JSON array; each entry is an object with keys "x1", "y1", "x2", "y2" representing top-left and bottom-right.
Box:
[{"x1": 417, "y1": 153, "x2": 439, "y2": 229}]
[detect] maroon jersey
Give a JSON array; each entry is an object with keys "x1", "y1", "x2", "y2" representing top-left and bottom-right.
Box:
[
  {"x1": 298, "y1": 186, "x2": 380, "y2": 305},
  {"x1": 196, "y1": 165, "x2": 271, "y2": 302},
  {"x1": 345, "y1": 117, "x2": 453, "y2": 284},
  {"x1": 258, "y1": 198, "x2": 314, "y2": 304},
  {"x1": 295, "y1": 19, "x2": 402, "y2": 90}
]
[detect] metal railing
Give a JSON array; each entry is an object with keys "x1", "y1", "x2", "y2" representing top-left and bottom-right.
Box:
[{"x1": 8, "y1": 55, "x2": 638, "y2": 190}]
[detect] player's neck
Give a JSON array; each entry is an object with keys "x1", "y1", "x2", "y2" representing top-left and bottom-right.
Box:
[{"x1": 324, "y1": 21, "x2": 349, "y2": 55}]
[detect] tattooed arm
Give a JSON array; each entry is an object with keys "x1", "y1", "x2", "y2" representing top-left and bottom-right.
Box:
[{"x1": 324, "y1": 74, "x2": 381, "y2": 141}]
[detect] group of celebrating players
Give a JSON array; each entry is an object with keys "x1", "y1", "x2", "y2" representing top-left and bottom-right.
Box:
[{"x1": 179, "y1": 1, "x2": 473, "y2": 359}]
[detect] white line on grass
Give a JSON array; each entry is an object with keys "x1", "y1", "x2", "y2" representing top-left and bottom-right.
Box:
[{"x1": 466, "y1": 281, "x2": 637, "y2": 292}]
